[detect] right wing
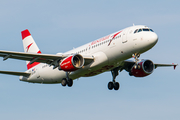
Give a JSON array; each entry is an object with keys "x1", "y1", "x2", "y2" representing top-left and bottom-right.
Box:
[
  {"x1": 0, "y1": 50, "x2": 94, "y2": 66},
  {"x1": 0, "y1": 70, "x2": 30, "y2": 77},
  {"x1": 0, "y1": 50, "x2": 68, "y2": 64}
]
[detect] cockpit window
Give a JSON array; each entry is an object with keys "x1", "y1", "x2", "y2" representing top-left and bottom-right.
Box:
[
  {"x1": 143, "y1": 28, "x2": 149, "y2": 31},
  {"x1": 134, "y1": 29, "x2": 138, "y2": 33},
  {"x1": 138, "y1": 29, "x2": 142, "y2": 32},
  {"x1": 149, "y1": 29, "x2": 154, "y2": 32},
  {"x1": 134, "y1": 28, "x2": 154, "y2": 34}
]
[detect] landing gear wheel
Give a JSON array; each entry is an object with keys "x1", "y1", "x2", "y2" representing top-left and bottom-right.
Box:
[
  {"x1": 134, "y1": 64, "x2": 137, "y2": 69},
  {"x1": 67, "y1": 79, "x2": 73, "y2": 87},
  {"x1": 114, "y1": 82, "x2": 120, "y2": 90},
  {"x1": 108, "y1": 82, "x2": 114, "y2": 90},
  {"x1": 134, "y1": 64, "x2": 141, "y2": 69},
  {"x1": 61, "y1": 78, "x2": 67, "y2": 86},
  {"x1": 137, "y1": 64, "x2": 141, "y2": 69}
]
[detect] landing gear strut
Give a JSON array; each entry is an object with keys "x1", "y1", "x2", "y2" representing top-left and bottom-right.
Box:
[
  {"x1": 108, "y1": 67, "x2": 120, "y2": 90},
  {"x1": 61, "y1": 72, "x2": 73, "y2": 87},
  {"x1": 132, "y1": 53, "x2": 141, "y2": 69}
]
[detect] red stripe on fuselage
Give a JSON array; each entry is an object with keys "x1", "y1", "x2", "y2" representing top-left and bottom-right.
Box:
[
  {"x1": 27, "y1": 62, "x2": 40, "y2": 70},
  {"x1": 27, "y1": 50, "x2": 42, "y2": 70},
  {"x1": 112, "y1": 31, "x2": 121, "y2": 39},
  {"x1": 21, "y1": 29, "x2": 31, "y2": 40},
  {"x1": 108, "y1": 31, "x2": 122, "y2": 46}
]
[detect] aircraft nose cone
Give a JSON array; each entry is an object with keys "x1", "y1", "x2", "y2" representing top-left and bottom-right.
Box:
[{"x1": 151, "y1": 32, "x2": 158, "y2": 44}]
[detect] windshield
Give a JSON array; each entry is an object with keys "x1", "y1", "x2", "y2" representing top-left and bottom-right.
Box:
[{"x1": 134, "y1": 28, "x2": 154, "y2": 33}]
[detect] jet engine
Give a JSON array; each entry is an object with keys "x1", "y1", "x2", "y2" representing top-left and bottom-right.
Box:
[
  {"x1": 59, "y1": 54, "x2": 84, "y2": 71},
  {"x1": 130, "y1": 59, "x2": 154, "y2": 77}
]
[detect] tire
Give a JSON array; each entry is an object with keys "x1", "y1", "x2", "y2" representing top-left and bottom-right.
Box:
[
  {"x1": 137, "y1": 65, "x2": 141, "y2": 69},
  {"x1": 134, "y1": 65, "x2": 137, "y2": 69},
  {"x1": 114, "y1": 82, "x2": 120, "y2": 90},
  {"x1": 67, "y1": 79, "x2": 73, "y2": 87},
  {"x1": 61, "y1": 78, "x2": 67, "y2": 86},
  {"x1": 108, "y1": 82, "x2": 114, "y2": 90}
]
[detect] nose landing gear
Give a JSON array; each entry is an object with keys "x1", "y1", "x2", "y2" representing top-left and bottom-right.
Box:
[{"x1": 132, "y1": 53, "x2": 141, "y2": 69}]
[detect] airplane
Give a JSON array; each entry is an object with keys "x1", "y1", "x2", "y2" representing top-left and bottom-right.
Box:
[{"x1": 0, "y1": 25, "x2": 177, "y2": 90}]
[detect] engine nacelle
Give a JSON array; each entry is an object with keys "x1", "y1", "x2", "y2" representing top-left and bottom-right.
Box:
[
  {"x1": 60, "y1": 54, "x2": 84, "y2": 71},
  {"x1": 130, "y1": 59, "x2": 154, "y2": 77}
]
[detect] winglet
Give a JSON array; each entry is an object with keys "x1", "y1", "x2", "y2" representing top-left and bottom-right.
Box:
[
  {"x1": 21, "y1": 29, "x2": 31, "y2": 40},
  {"x1": 172, "y1": 63, "x2": 178, "y2": 70}
]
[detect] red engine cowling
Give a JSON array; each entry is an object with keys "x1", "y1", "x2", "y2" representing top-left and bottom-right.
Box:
[
  {"x1": 130, "y1": 59, "x2": 154, "y2": 77},
  {"x1": 60, "y1": 54, "x2": 84, "y2": 71}
]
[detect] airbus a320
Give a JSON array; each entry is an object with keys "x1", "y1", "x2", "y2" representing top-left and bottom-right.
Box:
[{"x1": 0, "y1": 25, "x2": 177, "y2": 90}]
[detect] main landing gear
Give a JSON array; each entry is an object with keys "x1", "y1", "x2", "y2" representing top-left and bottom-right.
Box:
[
  {"x1": 61, "y1": 72, "x2": 73, "y2": 87},
  {"x1": 108, "y1": 68, "x2": 120, "y2": 90}
]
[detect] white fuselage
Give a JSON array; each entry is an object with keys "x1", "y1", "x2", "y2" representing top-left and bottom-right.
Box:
[{"x1": 20, "y1": 25, "x2": 158, "y2": 84}]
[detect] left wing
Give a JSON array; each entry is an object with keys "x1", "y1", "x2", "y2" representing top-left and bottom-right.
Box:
[
  {"x1": 154, "y1": 63, "x2": 177, "y2": 69},
  {"x1": 120, "y1": 60, "x2": 178, "y2": 72}
]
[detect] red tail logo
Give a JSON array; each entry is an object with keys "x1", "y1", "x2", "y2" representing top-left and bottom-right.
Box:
[{"x1": 26, "y1": 43, "x2": 33, "y2": 52}]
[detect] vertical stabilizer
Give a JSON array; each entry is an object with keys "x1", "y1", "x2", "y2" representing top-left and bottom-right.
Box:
[{"x1": 21, "y1": 29, "x2": 42, "y2": 70}]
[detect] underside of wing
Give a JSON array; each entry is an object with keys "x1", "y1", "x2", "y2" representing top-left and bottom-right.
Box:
[
  {"x1": 154, "y1": 63, "x2": 178, "y2": 69},
  {"x1": 111, "y1": 60, "x2": 178, "y2": 78},
  {"x1": 0, "y1": 70, "x2": 30, "y2": 77},
  {"x1": 119, "y1": 60, "x2": 178, "y2": 72}
]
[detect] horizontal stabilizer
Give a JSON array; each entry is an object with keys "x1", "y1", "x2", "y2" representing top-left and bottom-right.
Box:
[{"x1": 0, "y1": 70, "x2": 30, "y2": 77}]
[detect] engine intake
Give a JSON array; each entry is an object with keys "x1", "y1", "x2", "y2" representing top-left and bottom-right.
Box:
[
  {"x1": 131, "y1": 59, "x2": 154, "y2": 77},
  {"x1": 60, "y1": 54, "x2": 84, "y2": 71}
]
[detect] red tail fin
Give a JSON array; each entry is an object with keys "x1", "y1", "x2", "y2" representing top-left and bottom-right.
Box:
[{"x1": 21, "y1": 29, "x2": 41, "y2": 70}]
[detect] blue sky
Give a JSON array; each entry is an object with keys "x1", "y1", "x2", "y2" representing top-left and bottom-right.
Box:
[{"x1": 0, "y1": 0, "x2": 180, "y2": 120}]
